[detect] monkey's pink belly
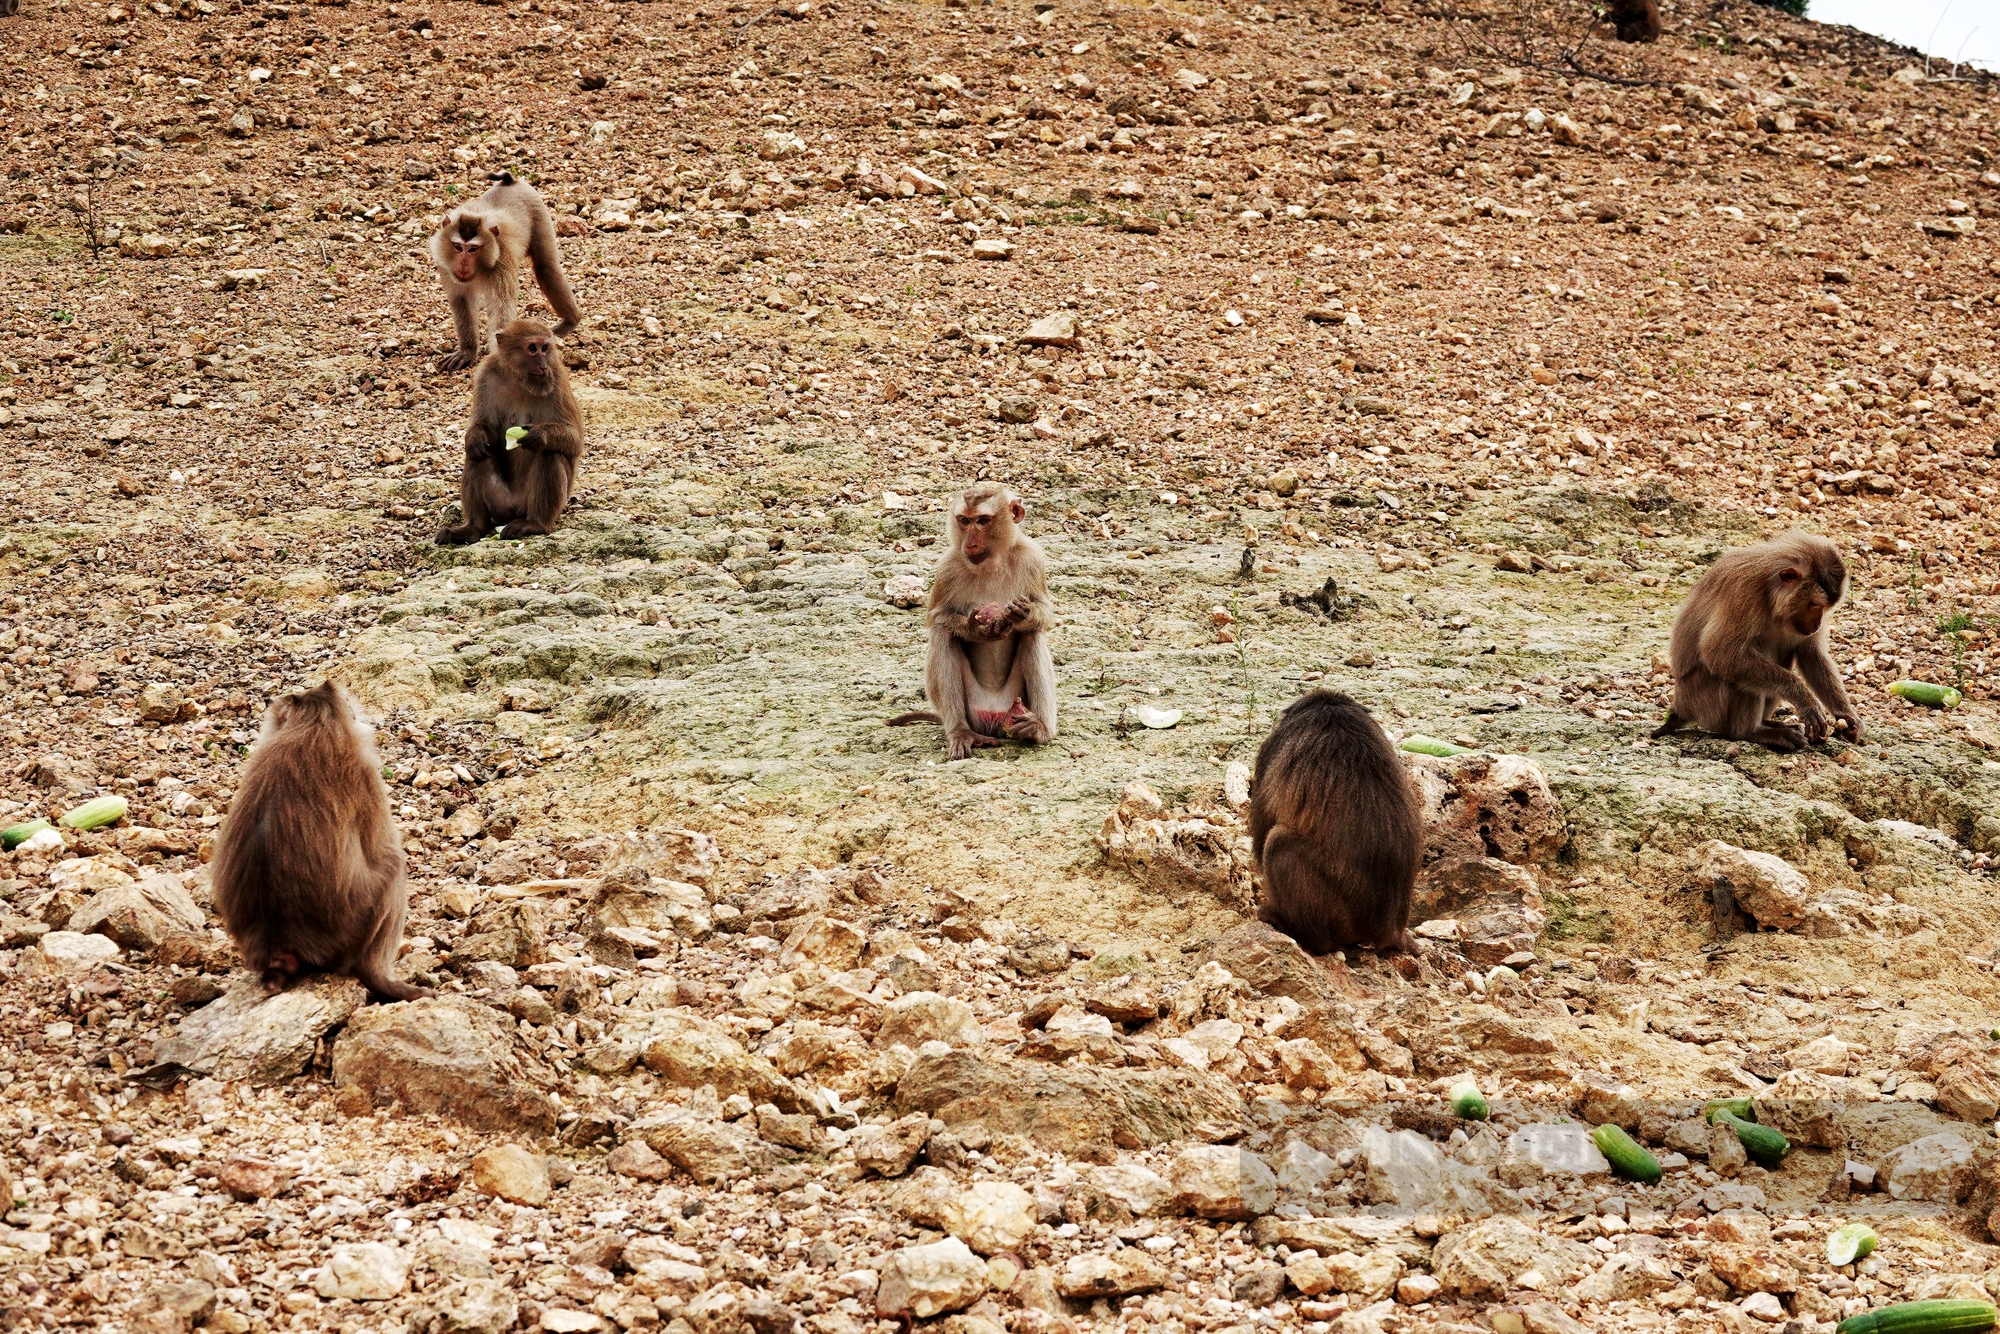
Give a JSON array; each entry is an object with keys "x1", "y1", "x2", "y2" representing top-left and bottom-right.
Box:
[{"x1": 973, "y1": 708, "x2": 1019, "y2": 733}]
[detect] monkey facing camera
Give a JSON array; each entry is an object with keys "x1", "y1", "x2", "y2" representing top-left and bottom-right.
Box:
[
  {"x1": 1654, "y1": 531, "x2": 1862, "y2": 753},
  {"x1": 1248, "y1": 690, "x2": 1424, "y2": 957},
  {"x1": 210, "y1": 682, "x2": 433, "y2": 1003},
  {"x1": 887, "y1": 483, "x2": 1059, "y2": 760},
  {"x1": 437, "y1": 319, "x2": 586, "y2": 545},
  {"x1": 429, "y1": 171, "x2": 582, "y2": 373}
]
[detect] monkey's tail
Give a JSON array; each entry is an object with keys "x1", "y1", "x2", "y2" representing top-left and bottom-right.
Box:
[
  {"x1": 1651, "y1": 709, "x2": 1684, "y2": 740},
  {"x1": 887, "y1": 711, "x2": 942, "y2": 727},
  {"x1": 487, "y1": 170, "x2": 519, "y2": 187}
]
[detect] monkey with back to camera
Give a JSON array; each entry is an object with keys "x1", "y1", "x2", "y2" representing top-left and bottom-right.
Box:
[
  {"x1": 1606, "y1": 0, "x2": 1661, "y2": 42},
  {"x1": 210, "y1": 681, "x2": 432, "y2": 1002},
  {"x1": 1654, "y1": 531, "x2": 1862, "y2": 753},
  {"x1": 437, "y1": 319, "x2": 584, "y2": 545},
  {"x1": 1249, "y1": 690, "x2": 1424, "y2": 957},
  {"x1": 429, "y1": 171, "x2": 582, "y2": 373}
]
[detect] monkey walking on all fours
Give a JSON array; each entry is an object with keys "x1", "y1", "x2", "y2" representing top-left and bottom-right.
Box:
[
  {"x1": 1653, "y1": 531, "x2": 1863, "y2": 753},
  {"x1": 429, "y1": 172, "x2": 582, "y2": 373},
  {"x1": 888, "y1": 483, "x2": 1059, "y2": 761}
]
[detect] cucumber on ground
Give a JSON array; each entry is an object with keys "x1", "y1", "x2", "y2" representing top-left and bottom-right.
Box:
[
  {"x1": 1827, "y1": 1223, "x2": 1878, "y2": 1266},
  {"x1": 1889, "y1": 680, "x2": 1964, "y2": 709},
  {"x1": 1835, "y1": 1299, "x2": 1997, "y2": 1334},
  {"x1": 0, "y1": 818, "x2": 50, "y2": 851},
  {"x1": 1703, "y1": 1096, "x2": 1755, "y2": 1124},
  {"x1": 1715, "y1": 1109, "x2": 1790, "y2": 1166},
  {"x1": 1591, "y1": 1123, "x2": 1662, "y2": 1184},
  {"x1": 1401, "y1": 735, "x2": 1474, "y2": 758},
  {"x1": 1448, "y1": 1079, "x2": 1489, "y2": 1120},
  {"x1": 58, "y1": 795, "x2": 128, "y2": 831}
]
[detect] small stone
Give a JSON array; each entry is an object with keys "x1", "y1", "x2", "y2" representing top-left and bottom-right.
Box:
[
  {"x1": 852, "y1": 1112, "x2": 933, "y2": 1178},
  {"x1": 876, "y1": 991, "x2": 983, "y2": 1049},
  {"x1": 876, "y1": 1237, "x2": 988, "y2": 1318},
  {"x1": 137, "y1": 682, "x2": 186, "y2": 723},
  {"x1": 943, "y1": 1181, "x2": 1037, "y2": 1255},
  {"x1": 1740, "y1": 1292, "x2": 1788, "y2": 1323},
  {"x1": 1020, "y1": 312, "x2": 1080, "y2": 348},
  {"x1": 607, "y1": 1139, "x2": 676, "y2": 1181},
  {"x1": 1231, "y1": 1260, "x2": 1286, "y2": 1306},
  {"x1": 884, "y1": 575, "x2": 927, "y2": 609},
  {"x1": 469, "y1": 1144, "x2": 550, "y2": 1206},
  {"x1": 1396, "y1": 1273, "x2": 1443, "y2": 1305},
  {"x1": 1575, "y1": 1253, "x2": 1677, "y2": 1303},
  {"x1": 1692, "y1": 840, "x2": 1810, "y2": 930},
  {"x1": 1166, "y1": 1144, "x2": 1277, "y2": 1219},
  {"x1": 1522, "y1": 1301, "x2": 1591, "y2": 1334},
  {"x1": 1708, "y1": 1120, "x2": 1748, "y2": 1177},
  {"x1": 1882, "y1": 1132, "x2": 1978, "y2": 1202},
  {"x1": 1500, "y1": 1123, "x2": 1610, "y2": 1183},
  {"x1": 972, "y1": 238, "x2": 1013, "y2": 261},
  {"x1": 1058, "y1": 1249, "x2": 1168, "y2": 1298},
  {"x1": 216, "y1": 1157, "x2": 282, "y2": 1202},
  {"x1": 1275, "y1": 1137, "x2": 1340, "y2": 1193},
  {"x1": 36, "y1": 930, "x2": 121, "y2": 969},
  {"x1": 1329, "y1": 1248, "x2": 1406, "y2": 1302},
  {"x1": 1709, "y1": 1245, "x2": 1797, "y2": 1295},
  {"x1": 996, "y1": 395, "x2": 1038, "y2": 424},
  {"x1": 314, "y1": 1242, "x2": 411, "y2": 1301}
]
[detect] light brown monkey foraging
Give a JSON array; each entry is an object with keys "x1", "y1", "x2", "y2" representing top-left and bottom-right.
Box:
[
  {"x1": 437, "y1": 319, "x2": 584, "y2": 544},
  {"x1": 429, "y1": 171, "x2": 582, "y2": 373},
  {"x1": 888, "y1": 483, "x2": 1058, "y2": 760},
  {"x1": 1654, "y1": 531, "x2": 1862, "y2": 753},
  {"x1": 211, "y1": 681, "x2": 431, "y2": 1002}
]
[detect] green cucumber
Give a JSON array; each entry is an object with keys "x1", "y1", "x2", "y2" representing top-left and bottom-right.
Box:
[
  {"x1": 1448, "y1": 1079, "x2": 1489, "y2": 1120},
  {"x1": 1826, "y1": 1222, "x2": 1878, "y2": 1266},
  {"x1": 1836, "y1": 1299, "x2": 1997, "y2": 1334},
  {"x1": 505, "y1": 425, "x2": 528, "y2": 451},
  {"x1": 1401, "y1": 735, "x2": 1473, "y2": 758},
  {"x1": 1591, "y1": 1123, "x2": 1663, "y2": 1184},
  {"x1": 1889, "y1": 680, "x2": 1963, "y2": 710},
  {"x1": 1715, "y1": 1109, "x2": 1790, "y2": 1166},
  {"x1": 1703, "y1": 1096, "x2": 1755, "y2": 1124},
  {"x1": 0, "y1": 818, "x2": 51, "y2": 850},
  {"x1": 57, "y1": 795, "x2": 127, "y2": 831}
]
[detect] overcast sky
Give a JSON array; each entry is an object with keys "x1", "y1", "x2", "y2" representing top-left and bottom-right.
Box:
[{"x1": 1807, "y1": 0, "x2": 1997, "y2": 72}]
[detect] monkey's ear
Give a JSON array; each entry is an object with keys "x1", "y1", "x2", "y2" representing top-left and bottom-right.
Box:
[
  {"x1": 1009, "y1": 499, "x2": 1026, "y2": 524},
  {"x1": 1778, "y1": 567, "x2": 1802, "y2": 583}
]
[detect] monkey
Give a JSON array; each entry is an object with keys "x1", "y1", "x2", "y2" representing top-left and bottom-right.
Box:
[
  {"x1": 429, "y1": 171, "x2": 582, "y2": 373},
  {"x1": 0, "y1": 0, "x2": 18, "y2": 16},
  {"x1": 210, "y1": 681, "x2": 432, "y2": 1003},
  {"x1": 1653, "y1": 531, "x2": 1862, "y2": 753},
  {"x1": 436, "y1": 319, "x2": 584, "y2": 545},
  {"x1": 1605, "y1": 0, "x2": 1660, "y2": 42},
  {"x1": 1247, "y1": 690, "x2": 1424, "y2": 957},
  {"x1": 886, "y1": 483, "x2": 1058, "y2": 760}
]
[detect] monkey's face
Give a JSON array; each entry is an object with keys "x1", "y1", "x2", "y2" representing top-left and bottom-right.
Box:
[
  {"x1": 956, "y1": 506, "x2": 1005, "y2": 563},
  {"x1": 511, "y1": 334, "x2": 556, "y2": 387},
  {"x1": 1776, "y1": 565, "x2": 1837, "y2": 636},
  {"x1": 447, "y1": 218, "x2": 494, "y2": 283}
]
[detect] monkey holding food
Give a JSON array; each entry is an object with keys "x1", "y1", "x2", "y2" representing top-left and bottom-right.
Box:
[
  {"x1": 211, "y1": 682, "x2": 431, "y2": 1002},
  {"x1": 1247, "y1": 690, "x2": 1424, "y2": 956},
  {"x1": 888, "y1": 483, "x2": 1058, "y2": 760},
  {"x1": 1654, "y1": 531, "x2": 1862, "y2": 752},
  {"x1": 436, "y1": 319, "x2": 584, "y2": 545},
  {"x1": 429, "y1": 171, "x2": 582, "y2": 373}
]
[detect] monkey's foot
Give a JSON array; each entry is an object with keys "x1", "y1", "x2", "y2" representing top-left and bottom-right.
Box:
[
  {"x1": 435, "y1": 350, "x2": 479, "y2": 373},
  {"x1": 497, "y1": 521, "x2": 553, "y2": 541},
  {"x1": 365, "y1": 977, "x2": 436, "y2": 1003},
  {"x1": 1003, "y1": 711, "x2": 1053, "y2": 745},
  {"x1": 258, "y1": 964, "x2": 299, "y2": 994},
  {"x1": 946, "y1": 728, "x2": 1005, "y2": 759}
]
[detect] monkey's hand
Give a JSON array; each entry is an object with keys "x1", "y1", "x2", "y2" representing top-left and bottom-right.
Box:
[
  {"x1": 1002, "y1": 701, "x2": 1052, "y2": 745},
  {"x1": 436, "y1": 348, "x2": 479, "y2": 373},
  {"x1": 1794, "y1": 698, "x2": 1831, "y2": 744},
  {"x1": 1834, "y1": 712, "x2": 1865, "y2": 744},
  {"x1": 967, "y1": 603, "x2": 1011, "y2": 639}
]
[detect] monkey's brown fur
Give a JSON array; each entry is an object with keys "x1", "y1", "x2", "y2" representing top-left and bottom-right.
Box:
[
  {"x1": 887, "y1": 483, "x2": 1058, "y2": 760},
  {"x1": 1606, "y1": 0, "x2": 1660, "y2": 42},
  {"x1": 429, "y1": 171, "x2": 582, "y2": 372},
  {"x1": 1654, "y1": 531, "x2": 1862, "y2": 752},
  {"x1": 211, "y1": 682, "x2": 431, "y2": 1002},
  {"x1": 1249, "y1": 690, "x2": 1423, "y2": 956},
  {"x1": 437, "y1": 320, "x2": 584, "y2": 545}
]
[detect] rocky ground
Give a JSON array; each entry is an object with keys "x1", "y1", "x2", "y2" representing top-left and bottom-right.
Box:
[{"x1": 6, "y1": 0, "x2": 2000, "y2": 1329}]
